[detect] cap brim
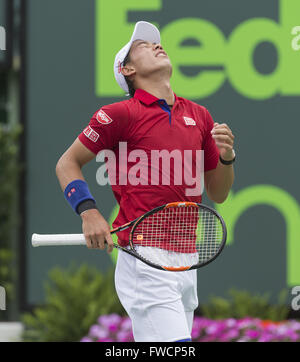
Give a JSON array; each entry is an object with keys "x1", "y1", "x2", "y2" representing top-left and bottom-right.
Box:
[
  {"x1": 130, "y1": 21, "x2": 161, "y2": 45},
  {"x1": 114, "y1": 21, "x2": 161, "y2": 94}
]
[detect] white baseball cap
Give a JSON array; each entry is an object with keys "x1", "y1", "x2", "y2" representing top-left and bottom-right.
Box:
[{"x1": 114, "y1": 21, "x2": 161, "y2": 94}]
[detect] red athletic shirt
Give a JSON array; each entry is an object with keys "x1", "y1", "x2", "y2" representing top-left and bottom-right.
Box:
[{"x1": 78, "y1": 89, "x2": 219, "y2": 246}]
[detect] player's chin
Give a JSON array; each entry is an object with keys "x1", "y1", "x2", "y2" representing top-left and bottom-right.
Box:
[
  {"x1": 156, "y1": 59, "x2": 173, "y2": 72},
  {"x1": 146, "y1": 61, "x2": 172, "y2": 76}
]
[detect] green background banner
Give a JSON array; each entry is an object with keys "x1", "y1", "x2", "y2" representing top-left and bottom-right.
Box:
[{"x1": 26, "y1": 0, "x2": 300, "y2": 305}]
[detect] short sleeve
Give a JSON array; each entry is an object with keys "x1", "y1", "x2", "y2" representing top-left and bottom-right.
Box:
[
  {"x1": 78, "y1": 101, "x2": 129, "y2": 154},
  {"x1": 202, "y1": 108, "x2": 220, "y2": 172}
]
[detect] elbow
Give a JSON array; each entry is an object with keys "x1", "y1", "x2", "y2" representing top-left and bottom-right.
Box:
[
  {"x1": 212, "y1": 196, "x2": 227, "y2": 204},
  {"x1": 55, "y1": 156, "x2": 62, "y2": 177},
  {"x1": 55, "y1": 154, "x2": 67, "y2": 178},
  {"x1": 207, "y1": 191, "x2": 229, "y2": 204},
  {"x1": 55, "y1": 152, "x2": 83, "y2": 179}
]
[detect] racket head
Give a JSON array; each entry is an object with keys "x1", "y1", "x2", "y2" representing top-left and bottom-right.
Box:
[{"x1": 128, "y1": 201, "x2": 227, "y2": 271}]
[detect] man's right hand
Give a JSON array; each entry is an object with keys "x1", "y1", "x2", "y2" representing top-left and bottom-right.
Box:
[{"x1": 80, "y1": 209, "x2": 114, "y2": 253}]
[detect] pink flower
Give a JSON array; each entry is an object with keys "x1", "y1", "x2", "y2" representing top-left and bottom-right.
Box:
[
  {"x1": 245, "y1": 329, "x2": 261, "y2": 340},
  {"x1": 258, "y1": 332, "x2": 275, "y2": 342},
  {"x1": 97, "y1": 338, "x2": 114, "y2": 342},
  {"x1": 98, "y1": 313, "x2": 122, "y2": 327},
  {"x1": 205, "y1": 321, "x2": 226, "y2": 336},
  {"x1": 81, "y1": 315, "x2": 300, "y2": 343},
  {"x1": 219, "y1": 329, "x2": 240, "y2": 342},
  {"x1": 116, "y1": 330, "x2": 134, "y2": 342},
  {"x1": 80, "y1": 337, "x2": 93, "y2": 342},
  {"x1": 120, "y1": 318, "x2": 132, "y2": 331},
  {"x1": 225, "y1": 318, "x2": 237, "y2": 328},
  {"x1": 89, "y1": 325, "x2": 108, "y2": 339}
]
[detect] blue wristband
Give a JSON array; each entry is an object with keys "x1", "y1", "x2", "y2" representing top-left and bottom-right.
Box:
[{"x1": 64, "y1": 179, "x2": 96, "y2": 215}]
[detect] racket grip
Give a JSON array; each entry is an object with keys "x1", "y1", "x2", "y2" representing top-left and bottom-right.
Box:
[{"x1": 32, "y1": 233, "x2": 86, "y2": 247}]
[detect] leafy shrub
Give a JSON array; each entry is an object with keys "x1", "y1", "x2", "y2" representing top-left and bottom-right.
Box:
[
  {"x1": 200, "y1": 288, "x2": 289, "y2": 321},
  {"x1": 22, "y1": 265, "x2": 126, "y2": 342}
]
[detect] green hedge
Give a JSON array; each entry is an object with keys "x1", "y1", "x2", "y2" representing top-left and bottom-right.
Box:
[
  {"x1": 21, "y1": 262, "x2": 292, "y2": 342},
  {"x1": 200, "y1": 288, "x2": 289, "y2": 321},
  {"x1": 22, "y1": 265, "x2": 126, "y2": 342}
]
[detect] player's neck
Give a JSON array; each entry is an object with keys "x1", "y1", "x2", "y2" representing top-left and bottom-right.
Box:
[{"x1": 138, "y1": 79, "x2": 175, "y2": 105}]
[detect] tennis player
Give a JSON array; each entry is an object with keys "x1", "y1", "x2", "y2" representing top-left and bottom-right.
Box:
[{"x1": 56, "y1": 21, "x2": 235, "y2": 342}]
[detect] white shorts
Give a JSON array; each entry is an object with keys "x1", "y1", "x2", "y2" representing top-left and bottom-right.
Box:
[{"x1": 114, "y1": 247, "x2": 198, "y2": 342}]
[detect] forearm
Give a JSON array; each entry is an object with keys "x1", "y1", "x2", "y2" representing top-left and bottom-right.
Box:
[
  {"x1": 56, "y1": 138, "x2": 97, "y2": 191},
  {"x1": 205, "y1": 161, "x2": 234, "y2": 203},
  {"x1": 55, "y1": 149, "x2": 113, "y2": 253},
  {"x1": 55, "y1": 154, "x2": 85, "y2": 191},
  {"x1": 56, "y1": 154, "x2": 99, "y2": 216}
]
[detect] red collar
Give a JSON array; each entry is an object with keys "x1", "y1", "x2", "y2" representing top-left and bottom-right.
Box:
[{"x1": 134, "y1": 88, "x2": 177, "y2": 106}]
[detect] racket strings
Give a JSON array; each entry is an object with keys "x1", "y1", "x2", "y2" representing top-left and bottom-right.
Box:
[{"x1": 131, "y1": 206, "x2": 224, "y2": 268}]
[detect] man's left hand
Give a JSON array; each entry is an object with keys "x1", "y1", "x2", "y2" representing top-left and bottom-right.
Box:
[{"x1": 211, "y1": 122, "x2": 235, "y2": 161}]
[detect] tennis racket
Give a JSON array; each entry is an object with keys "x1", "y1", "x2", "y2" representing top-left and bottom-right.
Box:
[{"x1": 32, "y1": 201, "x2": 226, "y2": 271}]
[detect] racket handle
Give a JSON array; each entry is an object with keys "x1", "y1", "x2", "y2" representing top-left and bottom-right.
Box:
[{"x1": 32, "y1": 233, "x2": 86, "y2": 247}]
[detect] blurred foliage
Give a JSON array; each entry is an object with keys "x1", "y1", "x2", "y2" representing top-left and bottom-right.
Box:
[
  {"x1": 0, "y1": 123, "x2": 22, "y2": 321},
  {"x1": 21, "y1": 261, "x2": 292, "y2": 341},
  {"x1": 22, "y1": 264, "x2": 126, "y2": 342},
  {"x1": 200, "y1": 288, "x2": 289, "y2": 321}
]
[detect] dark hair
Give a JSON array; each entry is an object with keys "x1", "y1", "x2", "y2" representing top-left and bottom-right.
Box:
[{"x1": 123, "y1": 52, "x2": 136, "y2": 98}]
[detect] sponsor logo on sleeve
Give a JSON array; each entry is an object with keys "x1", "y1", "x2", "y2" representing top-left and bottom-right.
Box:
[
  {"x1": 96, "y1": 110, "x2": 113, "y2": 125},
  {"x1": 183, "y1": 117, "x2": 196, "y2": 126},
  {"x1": 83, "y1": 126, "x2": 99, "y2": 142}
]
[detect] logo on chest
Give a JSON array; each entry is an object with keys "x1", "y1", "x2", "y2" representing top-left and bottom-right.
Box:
[{"x1": 183, "y1": 117, "x2": 196, "y2": 126}]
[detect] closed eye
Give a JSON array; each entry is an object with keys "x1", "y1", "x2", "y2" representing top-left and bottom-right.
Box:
[{"x1": 138, "y1": 41, "x2": 149, "y2": 47}]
